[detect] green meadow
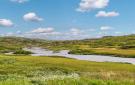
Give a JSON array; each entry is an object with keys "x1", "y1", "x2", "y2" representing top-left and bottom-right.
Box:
[{"x1": 0, "y1": 55, "x2": 134, "y2": 85}]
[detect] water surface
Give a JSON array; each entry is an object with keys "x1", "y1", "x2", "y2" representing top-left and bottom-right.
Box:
[{"x1": 23, "y1": 47, "x2": 135, "y2": 65}]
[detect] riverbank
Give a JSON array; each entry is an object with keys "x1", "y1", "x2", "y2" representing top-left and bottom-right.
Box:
[
  {"x1": 69, "y1": 48, "x2": 135, "y2": 58},
  {"x1": 23, "y1": 47, "x2": 135, "y2": 65}
]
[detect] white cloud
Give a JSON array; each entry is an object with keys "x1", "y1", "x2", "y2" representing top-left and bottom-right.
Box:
[
  {"x1": 16, "y1": 30, "x2": 22, "y2": 34},
  {"x1": 70, "y1": 28, "x2": 82, "y2": 35},
  {"x1": 0, "y1": 19, "x2": 14, "y2": 27},
  {"x1": 10, "y1": 0, "x2": 29, "y2": 3},
  {"x1": 96, "y1": 11, "x2": 119, "y2": 17},
  {"x1": 23, "y1": 27, "x2": 62, "y2": 40},
  {"x1": 115, "y1": 31, "x2": 122, "y2": 34},
  {"x1": 28, "y1": 27, "x2": 54, "y2": 34},
  {"x1": 23, "y1": 12, "x2": 43, "y2": 22},
  {"x1": 5, "y1": 32, "x2": 14, "y2": 36},
  {"x1": 77, "y1": 0, "x2": 109, "y2": 12},
  {"x1": 19, "y1": 27, "x2": 90, "y2": 40},
  {"x1": 4, "y1": 27, "x2": 94, "y2": 40},
  {"x1": 100, "y1": 26, "x2": 112, "y2": 31}
]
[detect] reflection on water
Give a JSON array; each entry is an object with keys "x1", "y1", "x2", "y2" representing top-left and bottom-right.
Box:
[{"x1": 23, "y1": 47, "x2": 135, "y2": 65}]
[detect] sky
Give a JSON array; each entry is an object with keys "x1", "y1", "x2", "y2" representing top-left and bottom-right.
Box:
[{"x1": 0, "y1": 0, "x2": 135, "y2": 40}]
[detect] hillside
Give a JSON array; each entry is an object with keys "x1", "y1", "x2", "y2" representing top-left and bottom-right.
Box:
[
  {"x1": 1, "y1": 35, "x2": 135, "y2": 57},
  {"x1": 1, "y1": 35, "x2": 135, "y2": 48}
]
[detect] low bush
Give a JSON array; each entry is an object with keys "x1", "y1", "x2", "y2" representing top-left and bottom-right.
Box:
[
  {"x1": 120, "y1": 45, "x2": 135, "y2": 49},
  {"x1": 13, "y1": 50, "x2": 32, "y2": 55}
]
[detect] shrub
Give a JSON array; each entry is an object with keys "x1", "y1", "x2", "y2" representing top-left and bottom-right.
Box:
[
  {"x1": 69, "y1": 49, "x2": 94, "y2": 55},
  {"x1": 120, "y1": 45, "x2": 135, "y2": 49},
  {"x1": 13, "y1": 50, "x2": 32, "y2": 55}
]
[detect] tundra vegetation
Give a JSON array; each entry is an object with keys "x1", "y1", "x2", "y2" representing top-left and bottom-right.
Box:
[
  {"x1": 0, "y1": 35, "x2": 135, "y2": 85},
  {"x1": 0, "y1": 55, "x2": 134, "y2": 85},
  {"x1": 1, "y1": 35, "x2": 135, "y2": 57}
]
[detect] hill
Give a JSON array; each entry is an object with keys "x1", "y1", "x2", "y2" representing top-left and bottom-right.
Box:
[{"x1": 1, "y1": 35, "x2": 135, "y2": 57}]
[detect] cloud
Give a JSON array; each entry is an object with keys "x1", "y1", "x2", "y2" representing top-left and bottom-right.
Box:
[
  {"x1": 115, "y1": 32, "x2": 121, "y2": 34},
  {"x1": 23, "y1": 27, "x2": 62, "y2": 39},
  {"x1": 77, "y1": 0, "x2": 109, "y2": 12},
  {"x1": 23, "y1": 12, "x2": 43, "y2": 22},
  {"x1": 96, "y1": 11, "x2": 119, "y2": 17},
  {"x1": 5, "y1": 32, "x2": 14, "y2": 36},
  {"x1": 28, "y1": 27, "x2": 84, "y2": 36},
  {"x1": 29, "y1": 27, "x2": 54, "y2": 34},
  {"x1": 10, "y1": 0, "x2": 29, "y2": 3},
  {"x1": 100, "y1": 26, "x2": 112, "y2": 31},
  {"x1": 70, "y1": 28, "x2": 83, "y2": 35},
  {"x1": 3, "y1": 27, "x2": 93, "y2": 40},
  {"x1": 16, "y1": 30, "x2": 22, "y2": 34},
  {"x1": 17, "y1": 27, "x2": 90, "y2": 40},
  {"x1": 0, "y1": 19, "x2": 14, "y2": 27}
]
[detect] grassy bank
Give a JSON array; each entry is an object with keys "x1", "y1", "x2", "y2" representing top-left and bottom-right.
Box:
[
  {"x1": 69, "y1": 48, "x2": 135, "y2": 58},
  {"x1": 0, "y1": 55, "x2": 134, "y2": 85}
]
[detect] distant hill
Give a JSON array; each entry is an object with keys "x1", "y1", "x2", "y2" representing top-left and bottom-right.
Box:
[
  {"x1": 0, "y1": 36, "x2": 48, "y2": 53},
  {"x1": 83, "y1": 34, "x2": 135, "y2": 48},
  {"x1": 1, "y1": 34, "x2": 135, "y2": 53}
]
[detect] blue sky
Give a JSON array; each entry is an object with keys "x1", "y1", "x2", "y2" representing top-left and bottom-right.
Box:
[{"x1": 0, "y1": 0, "x2": 135, "y2": 40}]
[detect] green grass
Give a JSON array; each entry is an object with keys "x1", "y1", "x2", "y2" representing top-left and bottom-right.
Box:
[
  {"x1": 69, "y1": 48, "x2": 135, "y2": 58},
  {"x1": 0, "y1": 77, "x2": 134, "y2": 85},
  {"x1": 0, "y1": 55, "x2": 134, "y2": 85}
]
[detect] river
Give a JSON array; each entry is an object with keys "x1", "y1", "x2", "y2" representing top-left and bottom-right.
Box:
[{"x1": 23, "y1": 47, "x2": 135, "y2": 65}]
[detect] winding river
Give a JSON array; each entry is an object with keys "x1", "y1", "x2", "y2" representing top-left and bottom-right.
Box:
[{"x1": 23, "y1": 47, "x2": 135, "y2": 65}]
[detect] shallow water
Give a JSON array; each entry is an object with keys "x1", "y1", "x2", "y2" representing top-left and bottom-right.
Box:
[{"x1": 23, "y1": 47, "x2": 135, "y2": 65}]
